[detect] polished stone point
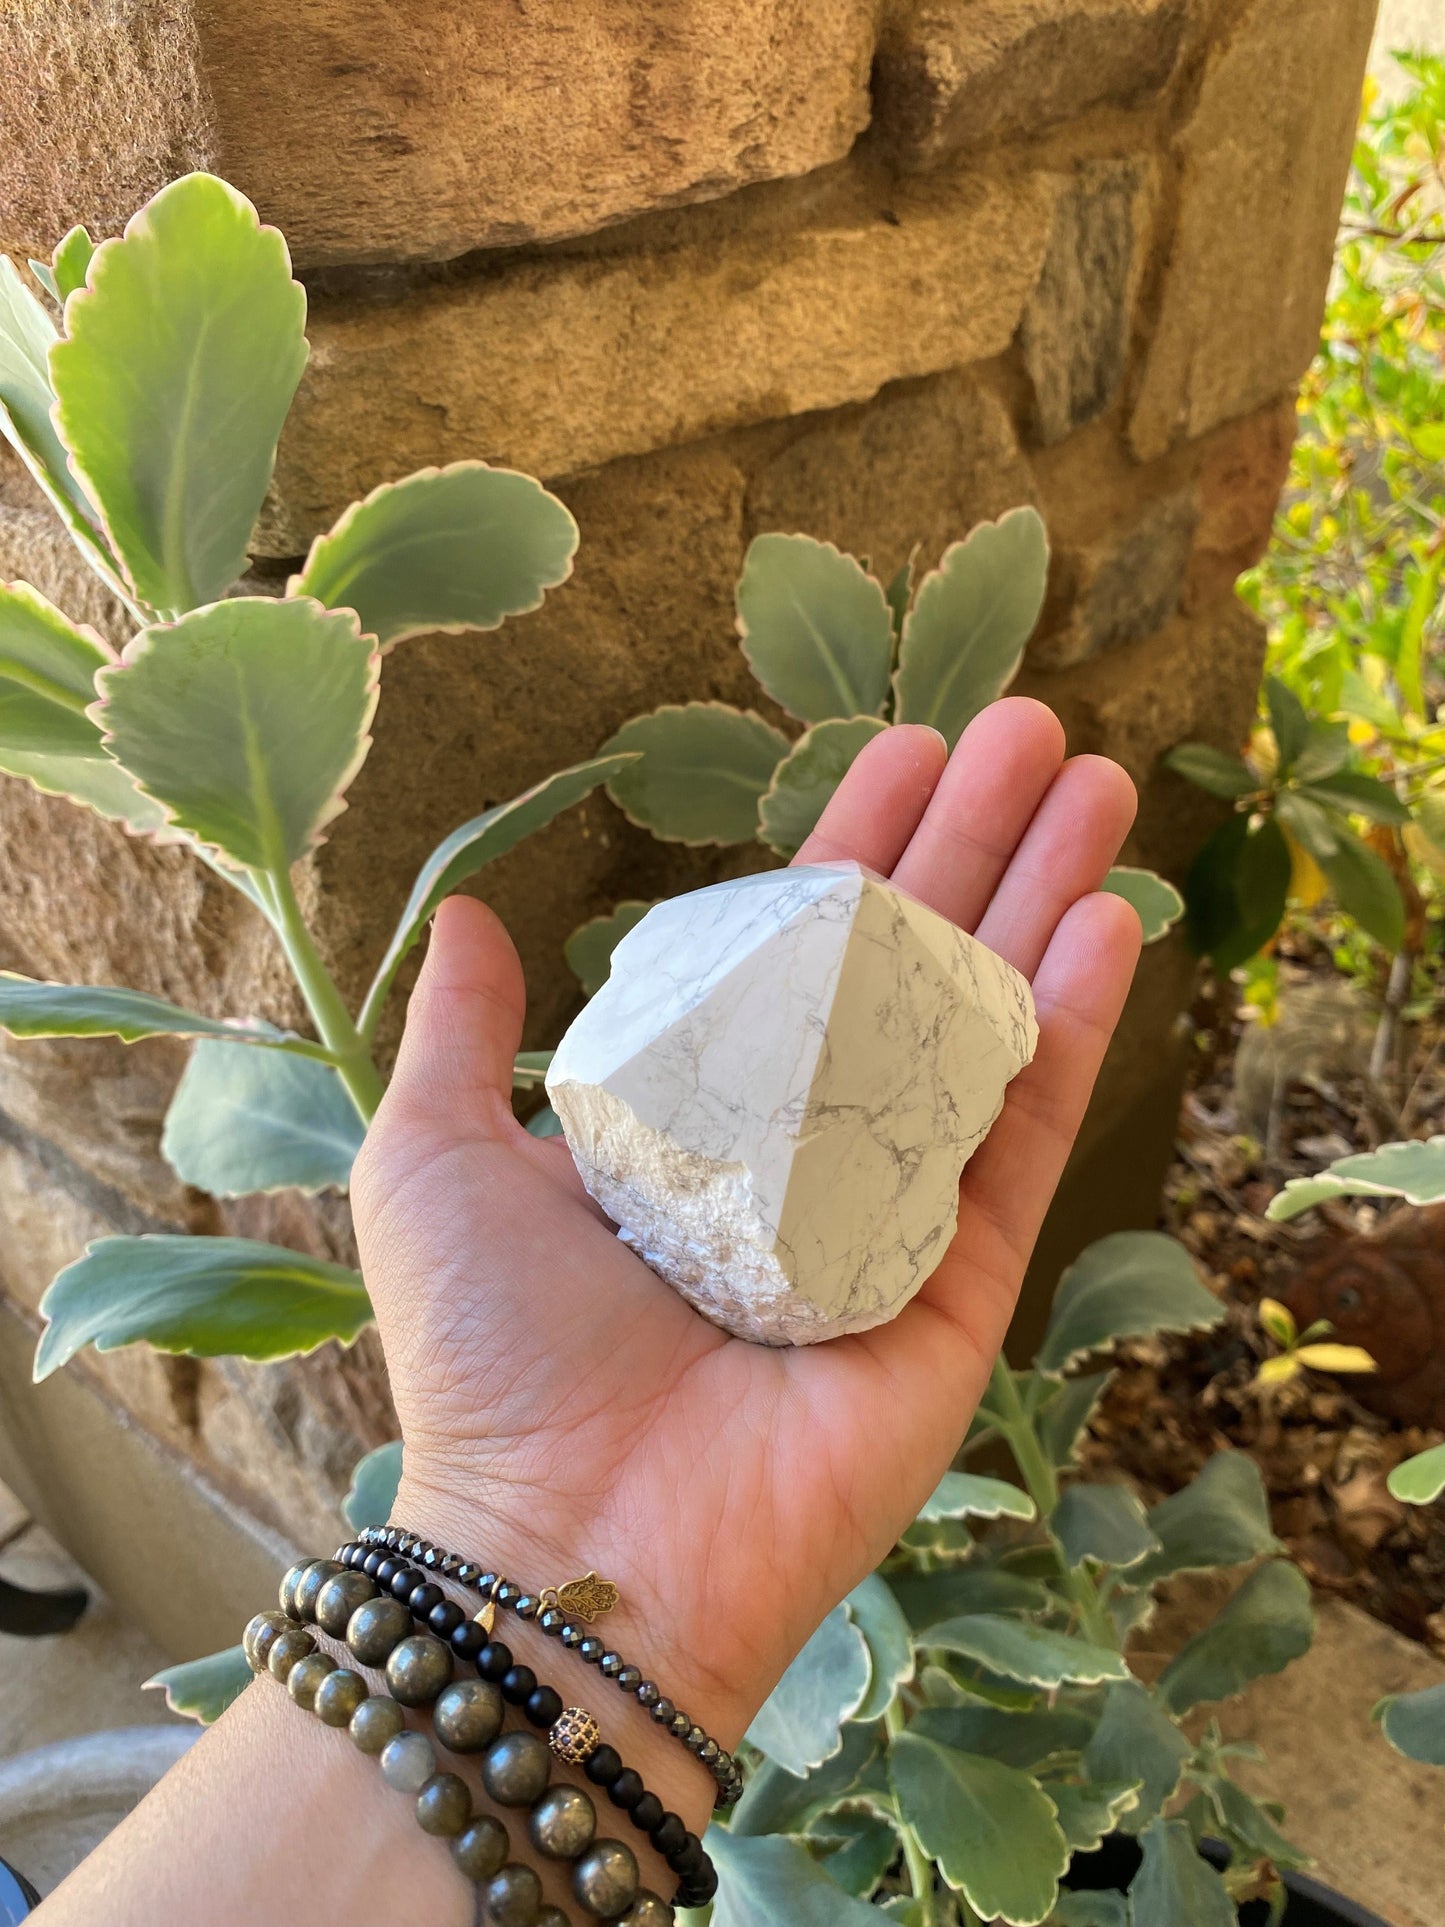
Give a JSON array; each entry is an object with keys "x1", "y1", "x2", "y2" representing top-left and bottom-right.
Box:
[{"x1": 548, "y1": 861, "x2": 1037, "y2": 1345}]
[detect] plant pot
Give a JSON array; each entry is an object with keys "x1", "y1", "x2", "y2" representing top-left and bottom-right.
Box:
[
  {"x1": 0, "y1": 1726, "x2": 196, "y2": 1902},
  {"x1": 1066, "y1": 1836, "x2": 1392, "y2": 1927}
]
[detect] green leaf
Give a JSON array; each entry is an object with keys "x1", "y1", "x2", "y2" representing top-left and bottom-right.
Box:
[
  {"x1": 893, "y1": 509, "x2": 1048, "y2": 749},
  {"x1": 890, "y1": 1733, "x2": 1070, "y2": 1925},
  {"x1": 811, "y1": 1810, "x2": 899, "y2": 1900},
  {"x1": 601, "y1": 701, "x2": 789, "y2": 845},
  {"x1": 1388, "y1": 1442, "x2": 1445, "y2": 1505},
  {"x1": 1036, "y1": 1370, "x2": 1115, "y2": 1467},
  {"x1": 93, "y1": 598, "x2": 378, "y2": 870},
  {"x1": 1182, "y1": 812, "x2": 1290, "y2": 970},
  {"x1": 34, "y1": 1234, "x2": 371, "y2": 1378},
  {"x1": 1128, "y1": 1818, "x2": 1235, "y2": 1927},
  {"x1": 510, "y1": 1051, "x2": 554, "y2": 1091},
  {"x1": 1037, "y1": 1231, "x2": 1223, "y2": 1376},
  {"x1": 910, "y1": 1704, "x2": 1097, "y2": 1773},
  {"x1": 52, "y1": 227, "x2": 96, "y2": 303},
  {"x1": 1045, "y1": 1779, "x2": 1141, "y2": 1853},
  {"x1": 757, "y1": 715, "x2": 888, "y2": 857},
  {"x1": 729, "y1": 1720, "x2": 881, "y2": 1838},
  {"x1": 1051, "y1": 1484, "x2": 1160, "y2": 1572},
  {"x1": 1082, "y1": 1683, "x2": 1189, "y2": 1833},
  {"x1": 289, "y1": 462, "x2": 577, "y2": 650},
  {"x1": 1156, "y1": 1561, "x2": 1314, "y2": 1715},
  {"x1": 745, "y1": 1604, "x2": 871, "y2": 1776},
  {"x1": 1264, "y1": 677, "x2": 1309, "y2": 775},
  {"x1": 26, "y1": 261, "x2": 58, "y2": 302},
  {"x1": 1197, "y1": 1774, "x2": 1308, "y2": 1868},
  {"x1": 162, "y1": 1041, "x2": 365, "y2": 1196},
  {"x1": 1267, "y1": 1135, "x2": 1445, "y2": 1220},
  {"x1": 1099, "y1": 867, "x2": 1184, "y2": 943},
  {"x1": 565, "y1": 900, "x2": 655, "y2": 997},
  {"x1": 735, "y1": 534, "x2": 893, "y2": 724},
  {"x1": 50, "y1": 173, "x2": 308, "y2": 613},
  {"x1": 885, "y1": 551, "x2": 916, "y2": 639},
  {"x1": 1161, "y1": 744, "x2": 1257, "y2": 800},
  {"x1": 0, "y1": 257, "x2": 107, "y2": 543},
  {"x1": 1373, "y1": 1683, "x2": 1445, "y2": 1764},
  {"x1": 1290, "y1": 719, "x2": 1352, "y2": 784},
  {"x1": 0, "y1": 581, "x2": 114, "y2": 756},
  {"x1": 1295, "y1": 769, "x2": 1410, "y2": 825},
  {"x1": 0, "y1": 742, "x2": 173, "y2": 837},
  {"x1": 888, "y1": 1566, "x2": 1053, "y2": 1632},
  {"x1": 342, "y1": 1440, "x2": 403, "y2": 1532},
  {"x1": 708, "y1": 1827, "x2": 884, "y2": 1927},
  {"x1": 525, "y1": 1103, "x2": 563, "y2": 1139},
  {"x1": 144, "y1": 1645, "x2": 250, "y2": 1725},
  {"x1": 359, "y1": 754, "x2": 634, "y2": 1034},
  {"x1": 847, "y1": 1573, "x2": 914, "y2": 1723},
  {"x1": 0, "y1": 973, "x2": 329, "y2": 1055},
  {"x1": 1276, "y1": 791, "x2": 1405, "y2": 950},
  {"x1": 923, "y1": 1615, "x2": 1128, "y2": 1689},
  {"x1": 1053, "y1": 1896, "x2": 1127, "y2": 1927},
  {"x1": 1129, "y1": 1452, "x2": 1279, "y2": 1585},
  {"x1": 917, "y1": 1472, "x2": 1036, "y2": 1523}
]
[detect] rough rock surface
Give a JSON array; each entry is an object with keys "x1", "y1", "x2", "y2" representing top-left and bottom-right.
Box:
[{"x1": 548, "y1": 864, "x2": 1037, "y2": 1344}]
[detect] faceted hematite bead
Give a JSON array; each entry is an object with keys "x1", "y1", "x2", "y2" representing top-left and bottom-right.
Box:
[
  {"x1": 649, "y1": 1699, "x2": 675, "y2": 1726},
  {"x1": 380, "y1": 1730, "x2": 436, "y2": 1795},
  {"x1": 456, "y1": 1562, "x2": 481, "y2": 1586},
  {"x1": 560, "y1": 1623, "x2": 585, "y2": 1650},
  {"x1": 616, "y1": 1668, "x2": 642, "y2": 1694},
  {"x1": 416, "y1": 1771, "x2": 472, "y2": 1838},
  {"x1": 451, "y1": 1814, "x2": 509, "y2": 1884},
  {"x1": 482, "y1": 1863, "x2": 543, "y2": 1927},
  {"x1": 314, "y1": 1668, "x2": 369, "y2": 1728},
  {"x1": 434, "y1": 1678, "x2": 504, "y2": 1754},
  {"x1": 538, "y1": 1608, "x2": 566, "y2": 1636},
  {"x1": 345, "y1": 1595, "x2": 413, "y2": 1667},
  {"x1": 528, "y1": 1784, "x2": 597, "y2": 1861},
  {"x1": 315, "y1": 1569, "x2": 378, "y2": 1638},
  {"x1": 549, "y1": 1706, "x2": 601, "y2": 1767},
  {"x1": 685, "y1": 1725, "x2": 706, "y2": 1753},
  {"x1": 496, "y1": 1580, "x2": 521, "y2": 1609},
  {"x1": 599, "y1": 1652, "x2": 623, "y2": 1678},
  {"x1": 515, "y1": 1595, "x2": 540, "y2": 1620},
  {"x1": 286, "y1": 1650, "x2": 337, "y2": 1710},
  {"x1": 480, "y1": 1730, "x2": 552, "y2": 1808},
  {"x1": 243, "y1": 1610, "x2": 290, "y2": 1674},
  {"x1": 700, "y1": 1739, "x2": 719, "y2": 1765},
  {"x1": 668, "y1": 1712, "x2": 691, "y2": 1740},
  {"x1": 618, "y1": 1894, "x2": 673, "y2": 1927},
  {"x1": 266, "y1": 1626, "x2": 315, "y2": 1683},
  {"x1": 387, "y1": 1632, "x2": 455, "y2": 1707},
  {"x1": 349, "y1": 1696, "x2": 405, "y2": 1756},
  {"x1": 579, "y1": 1637, "x2": 605, "y2": 1664},
  {"x1": 278, "y1": 1562, "x2": 311, "y2": 1618},
  {"x1": 572, "y1": 1839, "x2": 639, "y2": 1919}
]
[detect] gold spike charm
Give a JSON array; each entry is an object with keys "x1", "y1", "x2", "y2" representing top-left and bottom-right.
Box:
[{"x1": 547, "y1": 1572, "x2": 621, "y2": 1623}]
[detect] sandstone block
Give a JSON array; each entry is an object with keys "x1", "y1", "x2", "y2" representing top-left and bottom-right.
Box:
[
  {"x1": 2, "y1": 0, "x2": 879, "y2": 269},
  {"x1": 1184, "y1": 397, "x2": 1298, "y2": 610},
  {"x1": 266, "y1": 171, "x2": 1056, "y2": 549},
  {"x1": 1130, "y1": 0, "x2": 1378, "y2": 458},
  {"x1": 875, "y1": 0, "x2": 1188, "y2": 166},
  {"x1": 1030, "y1": 487, "x2": 1198, "y2": 670}
]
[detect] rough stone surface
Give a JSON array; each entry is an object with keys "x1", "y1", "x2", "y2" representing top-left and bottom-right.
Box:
[
  {"x1": 875, "y1": 0, "x2": 1189, "y2": 166},
  {"x1": 265, "y1": 171, "x2": 1056, "y2": 548},
  {"x1": 548, "y1": 864, "x2": 1036, "y2": 1343},
  {"x1": 1184, "y1": 397, "x2": 1299, "y2": 611},
  {"x1": 1130, "y1": 0, "x2": 1379, "y2": 458},
  {"x1": 0, "y1": 1, "x2": 879, "y2": 269},
  {"x1": 1030, "y1": 487, "x2": 1199, "y2": 669}
]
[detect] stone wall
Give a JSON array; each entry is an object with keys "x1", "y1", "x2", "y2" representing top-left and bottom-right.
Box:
[{"x1": 0, "y1": 0, "x2": 1378, "y2": 1564}]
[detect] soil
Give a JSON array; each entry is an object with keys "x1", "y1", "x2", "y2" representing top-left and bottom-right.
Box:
[{"x1": 1075, "y1": 930, "x2": 1445, "y2": 1651}]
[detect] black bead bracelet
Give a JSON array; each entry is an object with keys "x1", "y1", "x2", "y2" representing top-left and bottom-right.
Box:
[
  {"x1": 333, "y1": 1544, "x2": 718, "y2": 1911},
  {"x1": 355, "y1": 1523, "x2": 743, "y2": 1812}
]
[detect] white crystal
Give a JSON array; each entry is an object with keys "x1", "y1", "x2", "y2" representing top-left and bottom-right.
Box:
[{"x1": 546, "y1": 862, "x2": 1038, "y2": 1345}]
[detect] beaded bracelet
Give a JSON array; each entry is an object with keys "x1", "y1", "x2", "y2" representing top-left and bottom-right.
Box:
[
  {"x1": 332, "y1": 1543, "x2": 719, "y2": 1908},
  {"x1": 356, "y1": 1524, "x2": 743, "y2": 1809},
  {"x1": 251, "y1": 1580, "x2": 678, "y2": 1926}
]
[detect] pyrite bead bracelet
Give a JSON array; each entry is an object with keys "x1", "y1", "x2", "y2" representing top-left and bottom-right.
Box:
[
  {"x1": 250, "y1": 1595, "x2": 673, "y2": 1927},
  {"x1": 331, "y1": 1546, "x2": 718, "y2": 1909},
  {"x1": 353, "y1": 1524, "x2": 743, "y2": 1811}
]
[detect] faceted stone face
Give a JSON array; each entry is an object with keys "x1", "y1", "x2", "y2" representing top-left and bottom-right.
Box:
[{"x1": 546, "y1": 863, "x2": 1037, "y2": 1345}]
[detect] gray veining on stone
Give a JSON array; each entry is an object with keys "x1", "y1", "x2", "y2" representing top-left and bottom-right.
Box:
[{"x1": 546, "y1": 862, "x2": 1037, "y2": 1344}]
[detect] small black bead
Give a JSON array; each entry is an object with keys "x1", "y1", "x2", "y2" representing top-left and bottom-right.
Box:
[
  {"x1": 451, "y1": 1621, "x2": 487, "y2": 1663},
  {"x1": 650, "y1": 1698, "x2": 675, "y2": 1725},
  {"x1": 700, "y1": 1739, "x2": 719, "y2": 1764},
  {"x1": 560, "y1": 1622, "x2": 585, "y2": 1649},
  {"x1": 632, "y1": 1793, "x2": 664, "y2": 1835},
  {"x1": 525, "y1": 1685, "x2": 564, "y2": 1729},
  {"x1": 374, "y1": 1557, "x2": 404, "y2": 1587},
  {"x1": 685, "y1": 1725, "x2": 706, "y2": 1751},
  {"x1": 501, "y1": 1665, "x2": 536, "y2": 1705},
  {"x1": 579, "y1": 1637, "x2": 605, "y2": 1664},
  {"x1": 673, "y1": 1834, "x2": 704, "y2": 1876},
  {"x1": 608, "y1": 1769, "x2": 644, "y2": 1810},
  {"x1": 390, "y1": 1566, "x2": 422, "y2": 1601},
  {"x1": 633, "y1": 1679, "x2": 657, "y2": 1706},
  {"x1": 408, "y1": 1580, "x2": 444, "y2": 1617},
  {"x1": 669, "y1": 1711, "x2": 690, "y2": 1739},
  {"x1": 429, "y1": 1600, "x2": 466, "y2": 1639},
  {"x1": 538, "y1": 1608, "x2": 565, "y2": 1636},
  {"x1": 651, "y1": 1813, "x2": 686, "y2": 1859},
  {"x1": 477, "y1": 1641, "x2": 513, "y2": 1683},
  {"x1": 584, "y1": 1745, "x2": 622, "y2": 1788},
  {"x1": 456, "y1": 1563, "x2": 481, "y2": 1586},
  {"x1": 599, "y1": 1652, "x2": 623, "y2": 1678},
  {"x1": 361, "y1": 1549, "x2": 387, "y2": 1577},
  {"x1": 515, "y1": 1595, "x2": 540, "y2": 1619},
  {"x1": 681, "y1": 1863, "x2": 719, "y2": 1904},
  {"x1": 617, "y1": 1667, "x2": 642, "y2": 1694},
  {"x1": 495, "y1": 1580, "x2": 521, "y2": 1609}
]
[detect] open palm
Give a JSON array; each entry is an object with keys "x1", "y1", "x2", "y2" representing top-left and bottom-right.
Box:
[{"x1": 350, "y1": 698, "x2": 1142, "y2": 1769}]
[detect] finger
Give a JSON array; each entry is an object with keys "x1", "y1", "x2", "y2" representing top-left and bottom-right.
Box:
[
  {"x1": 889, "y1": 698, "x2": 1066, "y2": 930},
  {"x1": 381, "y1": 895, "x2": 526, "y2": 1136},
  {"x1": 793, "y1": 724, "x2": 949, "y2": 874},
  {"x1": 972, "y1": 754, "x2": 1137, "y2": 980}
]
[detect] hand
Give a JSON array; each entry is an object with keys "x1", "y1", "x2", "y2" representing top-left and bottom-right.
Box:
[{"x1": 350, "y1": 698, "x2": 1141, "y2": 1828}]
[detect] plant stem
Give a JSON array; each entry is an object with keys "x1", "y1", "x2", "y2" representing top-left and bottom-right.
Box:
[
  {"x1": 885, "y1": 1699, "x2": 937, "y2": 1927},
  {"x1": 265, "y1": 863, "x2": 386, "y2": 1123}
]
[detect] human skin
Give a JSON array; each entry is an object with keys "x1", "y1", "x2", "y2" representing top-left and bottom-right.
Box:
[{"x1": 35, "y1": 699, "x2": 1141, "y2": 1925}]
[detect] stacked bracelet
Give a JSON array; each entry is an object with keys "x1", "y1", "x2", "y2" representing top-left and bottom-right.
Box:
[
  {"x1": 355, "y1": 1524, "x2": 743, "y2": 1809},
  {"x1": 331, "y1": 1546, "x2": 718, "y2": 1910}
]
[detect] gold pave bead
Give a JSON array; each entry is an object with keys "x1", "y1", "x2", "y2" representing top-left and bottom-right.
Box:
[{"x1": 549, "y1": 1707, "x2": 602, "y2": 1766}]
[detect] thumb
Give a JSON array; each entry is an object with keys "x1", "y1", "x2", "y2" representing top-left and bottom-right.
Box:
[{"x1": 380, "y1": 895, "x2": 526, "y2": 1134}]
